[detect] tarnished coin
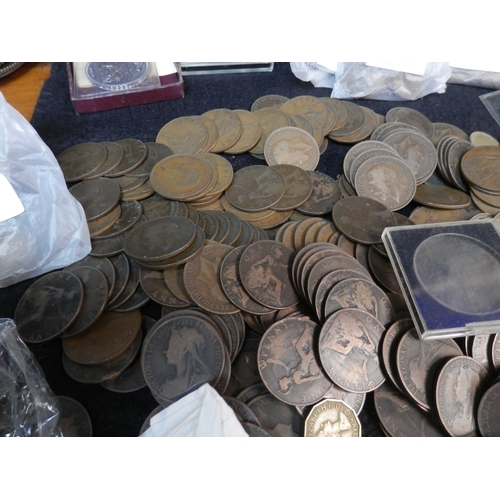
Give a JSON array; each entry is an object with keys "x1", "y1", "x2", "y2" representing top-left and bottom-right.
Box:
[
  {"x1": 140, "y1": 267, "x2": 191, "y2": 308},
  {"x1": 435, "y1": 355, "x2": 489, "y2": 437},
  {"x1": 141, "y1": 312, "x2": 225, "y2": 403},
  {"x1": 163, "y1": 265, "x2": 196, "y2": 305},
  {"x1": 319, "y1": 308, "x2": 386, "y2": 393},
  {"x1": 90, "y1": 200, "x2": 143, "y2": 240},
  {"x1": 322, "y1": 97, "x2": 350, "y2": 132},
  {"x1": 280, "y1": 95, "x2": 330, "y2": 133},
  {"x1": 328, "y1": 101, "x2": 365, "y2": 138},
  {"x1": 330, "y1": 106, "x2": 378, "y2": 144},
  {"x1": 321, "y1": 385, "x2": 366, "y2": 415},
  {"x1": 123, "y1": 216, "x2": 197, "y2": 263},
  {"x1": 57, "y1": 142, "x2": 108, "y2": 182},
  {"x1": 197, "y1": 152, "x2": 234, "y2": 196},
  {"x1": 354, "y1": 155, "x2": 416, "y2": 211},
  {"x1": 69, "y1": 177, "x2": 121, "y2": 222},
  {"x1": 220, "y1": 246, "x2": 275, "y2": 315},
  {"x1": 239, "y1": 240, "x2": 300, "y2": 310},
  {"x1": 295, "y1": 171, "x2": 342, "y2": 216},
  {"x1": 87, "y1": 205, "x2": 122, "y2": 237},
  {"x1": 385, "y1": 106, "x2": 434, "y2": 140},
  {"x1": 14, "y1": 271, "x2": 84, "y2": 343},
  {"x1": 61, "y1": 267, "x2": 109, "y2": 338},
  {"x1": 86, "y1": 62, "x2": 148, "y2": 90},
  {"x1": 408, "y1": 205, "x2": 470, "y2": 224},
  {"x1": 57, "y1": 396, "x2": 93, "y2": 437},
  {"x1": 86, "y1": 141, "x2": 125, "y2": 178},
  {"x1": 332, "y1": 196, "x2": 397, "y2": 245},
  {"x1": 413, "y1": 183, "x2": 471, "y2": 209},
  {"x1": 62, "y1": 309, "x2": 141, "y2": 366},
  {"x1": 246, "y1": 393, "x2": 304, "y2": 437},
  {"x1": 264, "y1": 126, "x2": 320, "y2": 171},
  {"x1": 396, "y1": 328, "x2": 462, "y2": 411},
  {"x1": 128, "y1": 142, "x2": 173, "y2": 177},
  {"x1": 478, "y1": 380, "x2": 500, "y2": 436},
  {"x1": 112, "y1": 174, "x2": 148, "y2": 194},
  {"x1": 224, "y1": 109, "x2": 263, "y2": 154},
  {"x1": 198, "y1": 115, "x2": 219, "y2": 153},
  {"x1": 156, "y1": 115, "x2": 209, "y2": 154},
  {"x1": 100, "y1": 355, "x2": 147, "y2": 393},
  {"x1": 150, "y1": 154, "x2": 214, "y2": 202},
  {"x1": 267, "y1": 164, "x2": 313, "y2": 212},
  {"x1": 121, "y1": 179, "x2": 155, "y2": 202},
  {"x1": 257, "y1": 318, "x2": 332, "y2": 406},
  {"x1": 367, "y1": 246, "x2": 402, "y2": 294},
  {"x1": 431, "y1": 122, "x2": 469, "y2": 145},
  {"x1": 249, "y1": 107, "x2": 292, "y2": 155},
  {"x1": 374, "y1": 382, "x2": 445, "y2": 437},
  {"x1": 241, "y1": 422, "x2": 271, "y2": 437},
  {"x1": 323, "y1": 278, "x2": 395, "y2": 326},
  {"x1": 106, "y1": 138, "x2": 147, "y2": 177},
  {"x1": 304, "y1": 399, "x2": 361, "y2": 437},
  {"x1": 201, "y1": 109, "x2": 243, "y2": 153},
  {"x1": 184, "y1": 243, "x2": 240, "y2": 314},
  {"x1": 225, "y1": 165, "x2": 286, "y2": 212},
  {"x1": 470, "y1": 131, "x2": 499, "y2": 147},
  {"x1": 461, "y1": 146, "x2": 500, "y2": 193},
  {"x1": 62, "y1": 327, "x2": 142, "y2": 384},
  {"x1": 287, "y1": 113, "x2": 323, "y2": 147},
  {"x1": 251, "y1": 94, "x2": 290, "y2": 111},
  {"x1": 383, "y1": 129, "x2": 437, "y2": 184}
]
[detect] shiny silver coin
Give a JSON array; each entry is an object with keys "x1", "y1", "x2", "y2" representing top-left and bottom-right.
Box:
[{"x1": 86, "y1": 62, "x2": 149, "y2": 91}]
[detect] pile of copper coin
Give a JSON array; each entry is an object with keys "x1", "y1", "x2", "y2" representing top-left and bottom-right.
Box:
[{"x1": 14, "y1": 93, "x2": 500, "y2": 437}]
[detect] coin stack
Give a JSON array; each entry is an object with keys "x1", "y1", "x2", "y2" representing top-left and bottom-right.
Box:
[{"x1": 17, "y1": 92, "x2": 500, "y2": 436}]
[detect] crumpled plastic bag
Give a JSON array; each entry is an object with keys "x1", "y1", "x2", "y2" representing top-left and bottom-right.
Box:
[
  {"x1": 0, "y1": 91, "x2": 90, "y2": 288},
  {"x1": 290, "y1": 62, "x2": 451, "y2": 101},
  {"x1": 449, "y1": 66, "x2": 500, "y2": 90},
  {"x1": 0, "y1": 318, "x2": 62, "y2": 437}
]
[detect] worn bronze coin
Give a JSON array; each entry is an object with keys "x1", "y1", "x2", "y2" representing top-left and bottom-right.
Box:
[
  {"x1": 225, "y1": 164, "x2": 286, "y2": 212},
  {"x1": 106, "y1": 138, "x2": 147, "y2": 177},
  {"x1": 319, "y1": 308, "x2": 386, "y2": 393},
  {"x1": 332, "y1": 196, "x2": 397, "y2": 245},
  {"x1": 431, "y1": 122, "x2": 469, "y2": 145},
  {"x1": 86, "y1": 141, "x2": 125, "y2": 179},
  {"x1": 62, "y1": 309, "x2": 141, "y2": 366},
  {"x1": 123, "y1": 215, "x2": 197, "y2": 263},
  {"x1": 62, "y1": 328, "x2": 142, "y2": 384},
  {"x1": 246, "y1": 393, "x2": 304, "y2": 437},
  {"x1": 57, "y1": 396, "x2": 93, "y2": 437},
  {"x1": 163, "y1": 265, "x2": 196, "y2": 305},
  {"x1": 87, "y1": 204, "x2": 122, "y2": 238},
  {"x1": 461, "y1": 146, "x2": 500, "y2": 194},
  {"x1": 150, "y1": 154, "x2": 214, "y2": 202},
  {"x1": 257, "y1": 317, "x2": 332, "y2": 406},
  {"x1": 374, "y1": 382, "x2": 444, "y2": 437},
  {"x1": 201, "y1": 109, "x2": 243, "y2": 153},
  {"x1": 61, "y1": 267, "x2": 109, "y2": 338},
  {"x1": 105, "y1": 253, "x2": 130, "y2": 305},
  {"x1": 140, "y1": 267, "x2": 191, "y2": 308},
  {"x1": 106, "y1": 257, "x2": 141, "y2": 310},
  {"x1": 224, "y1": 109, "x2": 263, "y2": 154},
  {"x1": 280, "y1": 95, "x2": 330, "y2": 133},
  {"x1": 197, "y1": 152, "x2": 234, "y2": 196},
  {"x1": 295, "y1": 171, "x2": 342, "y2": 216},
  {"x1": 183, "y1": 243, "x2": 240, "y2": 314},
  {"x1": 304, "y1": 399, "x2": 361, "y2": 437},
  {"x1": 14, "y1": 271, "x2": 84, "y2": 343},
  {"x1": 251, "y1": 94, "x2": 290, "y2": 111},
  {"x1": 141, "y1": 312, "x2": 225, "y2": 403},
  {"x1": 91, "y1": 200, "x2": 143, "y2": 240},
  {"x1": 385, "y1": 107, "x2": 435, "y2": 140},
  {"x1": 264, "y1": 127, "x2": 320, "y2": 171},
  {"x1": 156, "y1": 116, "x2": 209, "y2": 154},
  {"x1": 69, "y1": 177, "x2": 121, "y2": 222},
  {"x1": 396, "y1": 328, "x2": 462, "y2": 412},
  {"x1": 57, "y1": 142, "x2": 108, "y2": 182},
  {"x1": 239, "y1": 240, "x2": 300, "y2": 310},
  {"x1": 328, "y1": 101, "x2": 365, "y2": 138},
  {"x1": 408, "y1": 205, "x2": 470, "y2": 224},
  {"x1": 413, "y1": 183, "x2": 471, "y2": 209},
  {"x1": 435, "y1": 355, "x2": 489, "y2": 437},
  {"x1": 249, "y1": 107, "x2": 292, "y2": 156},
  {"x1": 268, "y1": 163, "x2": 313, "y2": 211}
]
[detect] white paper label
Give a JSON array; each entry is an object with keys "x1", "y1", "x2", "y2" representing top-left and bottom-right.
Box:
[
  {"x1": 0, "y1": 173, "x2": 25, "y2": 222},
  {"x1": 366, "y1": 62, "x2": 428, "y2": 76}
]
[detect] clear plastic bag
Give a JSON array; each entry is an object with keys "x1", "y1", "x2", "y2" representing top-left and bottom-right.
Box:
[
  {"x1": 0, "y1": 91, "x2": 91, "y2": 288},
  {"x1": 449, "y1": 66, "x2": 500, "y2": 90},
  {"x1": 0, "y1": 318, "x2": 62, "y2": 437}
]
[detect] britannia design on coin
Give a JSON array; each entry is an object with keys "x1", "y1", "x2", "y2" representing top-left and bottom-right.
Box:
[{"x1": 331, "y1": 280, "x2": 379, "y2": 318}]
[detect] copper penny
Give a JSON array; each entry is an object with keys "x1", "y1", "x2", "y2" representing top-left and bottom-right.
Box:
[
  {"x1": 249, "y1": 107, "x2": 291, "y2": 155},
  {"x1": 106, "y1": 138, "x2": 147, "y2": 177},
  {"x1": 156, "y1": 116, "x2": 209, "y2": 154},
  {"x1": 295, "y1": 171, "x2": 342, "y2": 216},
  {"x1": 140, "y1": 267, "x2": 191, "y2": 308},
  {"x1": 87, "y1": 204, "x2": 122, "y2": 238},
  {"x1": 201, "y1": 109, "x2": 243, "y2": 153},
  {"x1": 386, "y1": 107, "x2": 434, "y2": 140},
  {"x1": 90, "y1": 200, "x2": 143, "y2": 240},
  {"x1": 224, "y1": 109, "x2": 263, "y2": 154},
  {"x1": 62, "y1": 309, "x2": 141, "y2": 366},
  {"x1": 86, "y1": 141, "x2": 125, "y2": 179},
  {"x1": 268, "y1": 164, "x2": 313, "y2": 212},
  {"x1": 57, "y1": 142, "x2": 108, "y2": 182},
  {"x1": 57, "y1": 396, "x2": 93, "y2": 437}
]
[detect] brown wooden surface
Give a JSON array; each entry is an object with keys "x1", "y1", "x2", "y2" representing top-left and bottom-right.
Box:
[{"x1": 0, "y1": 63, "x2": 52, "y2": 121}]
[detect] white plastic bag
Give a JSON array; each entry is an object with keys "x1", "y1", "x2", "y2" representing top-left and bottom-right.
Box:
[{"x1": 0, "y1": 92, "x2": 91, "y2": 288}]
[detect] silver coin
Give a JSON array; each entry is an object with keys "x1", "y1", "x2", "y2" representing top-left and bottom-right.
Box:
[{"x1": 86, "y1": 62, "x2": 149, "y2": 91}]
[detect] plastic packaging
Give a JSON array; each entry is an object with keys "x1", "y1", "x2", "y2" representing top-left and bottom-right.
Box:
[
  {"x1": 0, "y1": 318, "x2": 62, "y2": 437},
  {"x1": 0, "y1": 92, "x2": 91, "y2": 288},
  {"x1": 449, "y1": 66, "x2": 500, "y2": 90},
  {"x1": 290, "y1": 62, "x2": 451, "y2": 101}
]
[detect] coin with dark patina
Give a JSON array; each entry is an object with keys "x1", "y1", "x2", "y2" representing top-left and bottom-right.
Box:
[
  {"x1": 319, "y1": 308, "x2": 385, "y2": 393},
  {"x1": 61, "y1": 267, "x2": 109, "y2": 338},
  {"x1": 268, "y1": 163, "x2": 313, "y2": 211},
  {"x1": 246, "y1": 393, "x2": 304, "y2": 437},
  {"x1": 62, "y1": 328, "x2": 142, "y2": 384},
  {"x1": 224, "y1": 109, "x2": 263, "y2": 155},
  {"x1": 141, "y1": 312, "x2": 225, "y2": 403},
  {"x1": 57, "y1": 142, "x2": 108, "y2": 182},
  {"x1": 257, "y1": 317, "x2": 332, "y2": 406},
  {"x1": 396, "y1": 328, "x2": 462, "y2": 412},
  {"x1": 478, "y1": 380, "x2": 500, "y2": 436},
  {"x1": 385, "y1": 107, "x2": 435, "y2": 140},
  {"x1": 295, "y1": 171, "x2": 342, "y2": 216},
  {"x1": 57, "y1": 396, "x2": 93, "y2": 437},
  {"x1": 62, "y1": 309, "x2": 141, "y2": 366},
  {"x1": 86, "y1": 141, "x2": 124, "y2": 178},
  {"x1": 239, "y1": 240, "x2": 299, "y2": 310},
  {"x1": 251, "y1": 94, "x2": 290, "y2": 111},
  {"x1": 304, "y1": 399, "x2": 361, "y2": 437},
  {"x1": 374, "y1": 382, "x2": 445, "y2": 437},
  {"x1": 156, "y1": 116, "x2": 209, "y2": 155},
  {"x1": 140, "y1": 267, "x2": 190, "y2": 308},
  {"x1": 225, "y1": 165, "x2": 286, "y2": 212},
  {"x1": 223, "y1": 396, "x2": 261, "y2": 426},
  {"x1": 201, "y1": 109, "x2": 243, "y2": 153},
  {"x1": 183, "y1": 243, "x2": 240, "y2": 314},
  {"x1": 123, "y1": 215, "x2": 197, "y2": 263},
  {"x1": 106, "y1": 138, "x2": 147, "y2": 177},
  {"x1": 14, "y1": 271, "x2": 84, "y2": 343},
  {"x1": 413, "y1": 183, "x2": 471, "y2": 209},
  {"x1": 91, "y1": 200, "x2": 143, "y2": 240},
  {"x1": 106, "y1": 256, "x2": 141, "y2": 310}
]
